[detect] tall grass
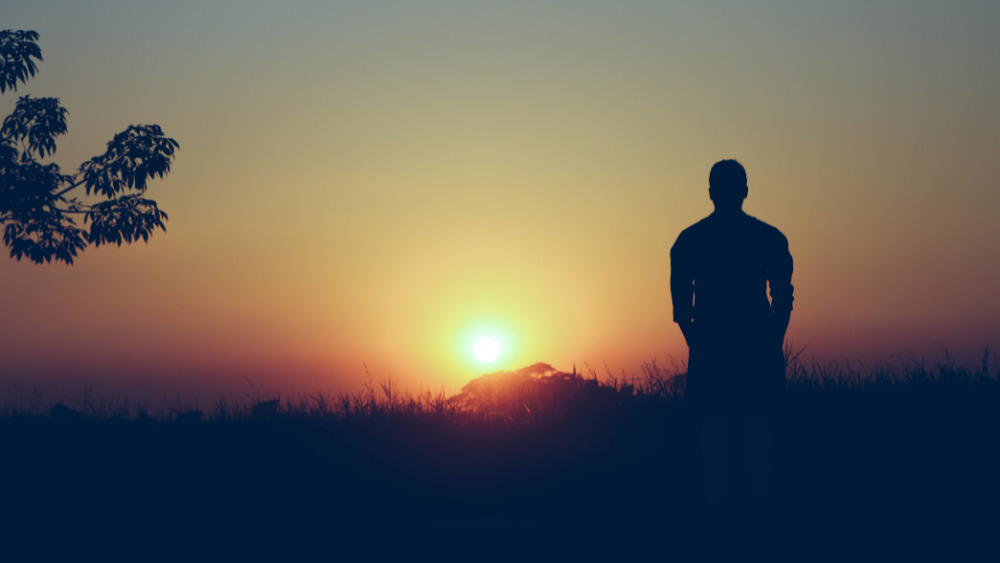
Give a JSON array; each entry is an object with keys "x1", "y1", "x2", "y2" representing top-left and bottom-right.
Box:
[
  {"x1": 4, "y1": 346, "x2": 997, "y2": 424},
  {"x1": 3, "y1": 347, "x2": 998, "y2": 550}
]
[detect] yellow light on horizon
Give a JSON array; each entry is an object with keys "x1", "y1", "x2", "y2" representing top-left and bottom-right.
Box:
[
  {"x1": 473, "y1": 337, "x2": 501, "y2": 363},
  {"x1": 446, "y1": 315, "x2": 525, "y2": 380}
]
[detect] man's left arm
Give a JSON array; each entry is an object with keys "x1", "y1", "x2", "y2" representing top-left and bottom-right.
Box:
[{"x1": 768, "y1": 231, "x2": 794, "y2": 347}]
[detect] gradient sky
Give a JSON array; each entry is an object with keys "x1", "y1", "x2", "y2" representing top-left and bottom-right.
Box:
[{"x1": 2, "y1": 1, "x2": 999, "y2": 401}]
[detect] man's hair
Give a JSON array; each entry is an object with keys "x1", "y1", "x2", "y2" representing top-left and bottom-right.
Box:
[{"x1": 709, "y1": 159, "x2": 747, "y2": 190}]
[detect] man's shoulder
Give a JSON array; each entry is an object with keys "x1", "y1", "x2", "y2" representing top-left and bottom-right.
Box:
[
  {"x1": 673, "y1": 213, "x2": 788, "y2": 250},
  {"x1": 747, "y1": 215, "x2": 785, "y2": 236},
  {"x1": 676, "y1": 213, "x2": 783, "y2": 237},
  {"x1": 671, "y1": 216, "x2": 711, "y2": 253},
  {"x1": 744, "y1": 214, "x2": 788, "y2": 240},
  {"x1": 676, "y1": 215, "x2": 714, "y2": 238}
]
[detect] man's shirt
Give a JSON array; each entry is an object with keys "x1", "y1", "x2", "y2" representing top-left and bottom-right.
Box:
[{"x1": 670, "y1": 211, "x2": 793, "y2": 333}]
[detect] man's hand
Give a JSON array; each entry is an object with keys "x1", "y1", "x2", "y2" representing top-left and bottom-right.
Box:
[
  {"x1": 774, "y1": 311, "x2": 791, "y2": 349},
  {"x1": 678, "y1": 320, "x2": 696, "y2": 348}
]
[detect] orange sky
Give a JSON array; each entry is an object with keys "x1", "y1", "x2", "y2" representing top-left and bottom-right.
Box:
[{"x1": 2, "y1": 1, "x2": 999, "y2": 402}]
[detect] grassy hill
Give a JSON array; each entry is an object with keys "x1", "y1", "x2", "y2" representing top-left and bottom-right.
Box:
[{"x1": 2, "y1": 350, "x2": 997, "y2": 557}]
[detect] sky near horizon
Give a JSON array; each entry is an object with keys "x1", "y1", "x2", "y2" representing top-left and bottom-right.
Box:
[{"x1": 2, "y1": 1, "x2": 999, "y2": 400}]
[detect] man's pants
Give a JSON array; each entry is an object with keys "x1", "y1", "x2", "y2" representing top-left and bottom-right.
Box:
[{"x1": 700, "y1": 414, "x2": 773, "y2": 504}]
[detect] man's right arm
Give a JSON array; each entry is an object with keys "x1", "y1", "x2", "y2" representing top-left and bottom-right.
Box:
[{"x1": 670, "y1": 234, "x2": 695, "y2": 347}]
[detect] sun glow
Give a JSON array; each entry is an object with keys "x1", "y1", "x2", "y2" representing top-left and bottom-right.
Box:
[
  {"x1": 473, "y1": 337, "x2": 501, "y2": 363},
  {"x1": 451, "y1": 318, "x2": 521, "y2": 377}
]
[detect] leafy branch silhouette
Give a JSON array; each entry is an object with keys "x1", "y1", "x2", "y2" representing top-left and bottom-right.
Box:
[{"x1": 0, "y1": 29, "x2": 178, "y2": 264}]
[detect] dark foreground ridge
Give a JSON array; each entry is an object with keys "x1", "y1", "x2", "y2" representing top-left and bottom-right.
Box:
[{"x1": 3, "y1": 356, "x2": 999, "y2": 557}]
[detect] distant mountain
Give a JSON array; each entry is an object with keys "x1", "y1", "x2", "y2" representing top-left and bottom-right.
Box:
[{"x1": 450, "y1": 362, "x2": 632, "y2": 423}]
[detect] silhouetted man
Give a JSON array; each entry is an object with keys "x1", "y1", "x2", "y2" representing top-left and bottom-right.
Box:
[{"x1": 670, "y1": 159, "x2": 793, "y2": 507}]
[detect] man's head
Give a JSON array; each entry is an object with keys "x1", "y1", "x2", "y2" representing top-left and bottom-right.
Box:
[{"x1": 708, "y1": 159, "x2": 748, "y2": 212}]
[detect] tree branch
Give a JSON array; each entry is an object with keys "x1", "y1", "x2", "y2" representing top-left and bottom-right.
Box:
[{"x1": 52, "y1": 178, "x2": 84, "y2": 198}]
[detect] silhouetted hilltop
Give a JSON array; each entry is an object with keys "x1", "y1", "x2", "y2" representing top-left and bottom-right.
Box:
[{"x1": 451, "y1": 362, "x2": 631, "y2": 422}]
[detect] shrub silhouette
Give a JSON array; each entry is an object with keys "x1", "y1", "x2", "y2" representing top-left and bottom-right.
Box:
[{"x1": 450, "y1": 362, "x2": 631, "y2": 424}]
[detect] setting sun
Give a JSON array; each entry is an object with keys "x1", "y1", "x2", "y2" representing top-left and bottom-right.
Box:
[{"x1": 473, "y1": 337, "x2": 501, "y2": 363}]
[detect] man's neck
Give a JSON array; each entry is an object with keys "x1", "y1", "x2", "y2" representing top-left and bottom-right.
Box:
[{"x1": 711, "y1": 206, "x2": 745, "y2": 218}]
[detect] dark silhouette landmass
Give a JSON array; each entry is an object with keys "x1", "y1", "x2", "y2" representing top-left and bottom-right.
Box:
[{"x1": 2, "y1": 354, "x2": 998, "y2": 557}]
